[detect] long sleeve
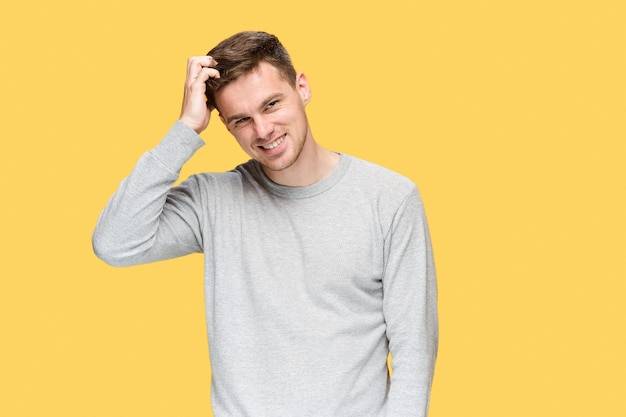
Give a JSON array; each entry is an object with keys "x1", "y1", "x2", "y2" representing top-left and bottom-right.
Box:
[
  {"x1": 382, "y1": 187, "x2": 439, "y2": 416},
  {"x1": 92, "y1": 121, "x2": 206, "y2": 267}
]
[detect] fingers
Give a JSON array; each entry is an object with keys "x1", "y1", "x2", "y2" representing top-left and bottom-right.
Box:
[
  {"x1": 186, "y1": 56, "x2": 220, "y2": 87},
  {"x1": 179, "y1": 56, "x2": 220, "y2": 134}
]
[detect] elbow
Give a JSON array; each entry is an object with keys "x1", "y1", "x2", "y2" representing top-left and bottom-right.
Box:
[{"x1": 92, "y1": 229, "x2": 134, "y2": 267}]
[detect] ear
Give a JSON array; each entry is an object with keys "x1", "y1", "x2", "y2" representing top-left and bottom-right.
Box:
[{"x1": 295, "y1": 72, "x2": 311, "y2": 105}]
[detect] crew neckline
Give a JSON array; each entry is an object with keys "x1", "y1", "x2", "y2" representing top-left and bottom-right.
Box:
[{"x1": 247, "y1": 153, "x2": 351, "y2": 199}]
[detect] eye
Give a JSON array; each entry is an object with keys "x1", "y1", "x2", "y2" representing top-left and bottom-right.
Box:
[
  {"x1": 234, "y1": 117, "x2": 250, "y2": 126},
  {"x1": 266, "y1": 100, "x2": 278, "y2": 109}
]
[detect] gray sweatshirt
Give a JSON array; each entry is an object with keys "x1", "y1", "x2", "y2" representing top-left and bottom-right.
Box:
[{"x1": 93, "y1": 121, "x2": 438, "y2": 417}]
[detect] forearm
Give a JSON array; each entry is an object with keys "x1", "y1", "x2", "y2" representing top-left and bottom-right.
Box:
[
  {"x1": 92, "y1": 121, "x2": 205, "y2": 266},
  {"x1": 386, "y1": 313, "x2": 438, "y2": 416}
]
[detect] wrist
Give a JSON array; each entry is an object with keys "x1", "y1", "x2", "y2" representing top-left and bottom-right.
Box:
[{"x1": 178, "y1": 117, "x2": 204, "y2": 134}]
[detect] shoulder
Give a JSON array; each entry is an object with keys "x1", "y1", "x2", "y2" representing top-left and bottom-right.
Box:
[
  {"x1": 344, "y1": 154, "x2": 418, "y2": 200},
  {"x1": 340, "y1": 155, "x2": 427, "y2": 235},
  {"x1": 174, "y1": 161, "x2": 243, "y2": 190},
  {"x1": 179, "y1": 159, "x2": 263, "y2": 194}
]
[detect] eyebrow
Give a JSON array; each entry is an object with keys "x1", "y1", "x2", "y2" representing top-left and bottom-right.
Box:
[{"x1": 225, "y1": 93, "x2": 287, "y2": 125}]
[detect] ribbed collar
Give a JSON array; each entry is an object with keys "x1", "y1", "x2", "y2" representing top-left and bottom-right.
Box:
[{"x1": 246, "y1": 153, "x2": 351, "y2": 199}]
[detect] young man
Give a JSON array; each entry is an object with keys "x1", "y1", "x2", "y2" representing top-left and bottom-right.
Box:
[{"x1": 93, "y1": 31, "x2": 438, "y2": 416}]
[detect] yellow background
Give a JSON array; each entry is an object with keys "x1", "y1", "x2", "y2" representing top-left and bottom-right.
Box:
[{"x1": 1, "y1": 1, "x2": 624, "y2": 416}]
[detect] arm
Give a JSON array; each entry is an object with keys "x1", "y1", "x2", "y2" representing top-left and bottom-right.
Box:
[
  {"x1": 92, "y1": 56, "x2": 220, "y2": 266},
  {"x1": 92, "y1": 121, "x2": 205, "y2": 266},
  {"x1": 382, "y1": 187, "x2": 439, "y2": 416}
]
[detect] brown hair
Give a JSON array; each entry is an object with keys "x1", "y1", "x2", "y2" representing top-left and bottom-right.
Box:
[{"x1": 205, "y1": 31, "x2": 297, "y2": 110}]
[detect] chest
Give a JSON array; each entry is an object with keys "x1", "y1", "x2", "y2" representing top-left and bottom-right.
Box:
[{"x1": 207, "y1": 190, "x2": 387, "y2": 316}]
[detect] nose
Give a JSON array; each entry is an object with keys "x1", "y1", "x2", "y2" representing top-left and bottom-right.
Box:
[{"x1": 254, "y1": 115, "x2": 274, "y2": 140}]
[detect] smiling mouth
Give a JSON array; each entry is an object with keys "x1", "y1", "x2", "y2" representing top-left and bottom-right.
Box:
[{"x1": 260, "y1": 135, "x2": 285, "y2": 150}]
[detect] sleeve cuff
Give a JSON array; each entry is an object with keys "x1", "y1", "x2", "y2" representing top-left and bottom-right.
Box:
[{"x1": 149, "y1": 120, "x2": 205, "y2": 173}]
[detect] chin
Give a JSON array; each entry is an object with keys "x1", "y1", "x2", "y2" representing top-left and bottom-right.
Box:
[{"x1": 260, "y1": 154, "x2": 297, "y2": 173}]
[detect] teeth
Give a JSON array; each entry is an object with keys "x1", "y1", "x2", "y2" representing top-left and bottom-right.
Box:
[{"x1": 262, "y1": 136, "x2": 284, "y2": 150}]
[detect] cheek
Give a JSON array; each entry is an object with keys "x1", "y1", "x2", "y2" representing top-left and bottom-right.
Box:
[{"x1": 232, "y1": 129, "x2": 254, "y2": 149}]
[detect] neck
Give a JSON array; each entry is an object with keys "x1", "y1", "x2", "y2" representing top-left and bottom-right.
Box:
[{"x1": 262, "y1": 134, "x2": 340, "y2": 187}]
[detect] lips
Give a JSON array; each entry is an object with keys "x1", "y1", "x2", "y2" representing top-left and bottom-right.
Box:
[{"x1": 260, "y1": 134, "x2": 285, "y2": 150}]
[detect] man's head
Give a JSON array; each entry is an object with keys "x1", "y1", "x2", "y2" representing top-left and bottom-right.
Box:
[{"x1": 205, "y1": 31, "x2": 297, "y2": 111}]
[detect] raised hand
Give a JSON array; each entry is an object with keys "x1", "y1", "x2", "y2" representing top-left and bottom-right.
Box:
[{"x1": 179, "y1": 56, "x2": 220, "y2": 134}]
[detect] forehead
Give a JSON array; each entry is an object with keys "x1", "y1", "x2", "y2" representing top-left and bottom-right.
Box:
[{"x1": 215, "y1": 63, "x2": 293, "y2": 114}]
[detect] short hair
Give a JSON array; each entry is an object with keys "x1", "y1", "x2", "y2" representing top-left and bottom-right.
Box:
[{"x1": 205, "y1": 31, "x2": 297, "y2": 110}]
